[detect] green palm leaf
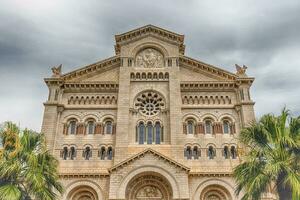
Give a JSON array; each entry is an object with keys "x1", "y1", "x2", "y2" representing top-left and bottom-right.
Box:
[
  {"x1": 0, "y1": 122, "x2": 63, "y2": 200},
  {"x1": 0, "y1": 184, "x2": 21, "y2": 200},
  {"x1": 234, "y1": 108, "x2": 300, "y2": 200}
]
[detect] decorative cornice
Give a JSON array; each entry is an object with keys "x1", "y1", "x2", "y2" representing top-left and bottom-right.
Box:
[
  {"x1": 110, "y1": 148, "x2": 190, "y2": 172},
  {"x1": 179, "y1": 56, "x2": 240, "y2": 80},
  {"x1": 59, "y1": 173, "x2": 109, "y2": 178},
  {"x1": 236, "y1": 77, "x2": 255, "y2": 85},
  {"x1": 61, "y1": 82, "x2": 119, "y2": 92},
  {"x1": 44, "y1": 78, "x2": 64, "y2": 86},
  {"x1": 115, "y1": 25, "x2": 185, "y2": 55},
  {"x1": 189, "y1": 172, "x2": 232, "y2": 177},
  {"x1": 180, "y1": 81, "x2": 237, "y2": 91},
  {"x1": 61, "y1": 56, "x2": 120, "y2": 81}
]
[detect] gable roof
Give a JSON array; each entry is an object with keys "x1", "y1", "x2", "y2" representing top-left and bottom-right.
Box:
[
  {"x1": 45, "y1": 25, "x2": 254, "y2": 85},
  {"x1": 110, "y1": 148, "x2": 190, "y2": 172},
  {"x1": 114, "y1": 24, "x2": 185, "y2": 55},
  {"x1": 179, "y1": 56, "x2": 237, "y2": 81},
  {"x1": 61, "y1": 56, "x2": 120, "y2": 82}
]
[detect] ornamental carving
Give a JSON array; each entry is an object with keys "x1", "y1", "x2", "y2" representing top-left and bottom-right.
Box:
[
  {"x1": 136, "y1": 48, "x2": 164, "y2": 68},
  {"x1": 235, "y1": 64, "x2": 248, "y2": 76},
  {"x1": 207, "y1": 195, "x2": 221, "y2": 200},
  {"x1": 51, "y1": 64, "x2": 62, "y2": 77},
  {"x1": 135, "y1": 91, "x2": 165, "y2": 117},
  {"x1": 136, "y1": 185, "x2": 162, "y2": 198},
  {"x1": 126, "y1": 174, "x2": 171, "y2": 200}
]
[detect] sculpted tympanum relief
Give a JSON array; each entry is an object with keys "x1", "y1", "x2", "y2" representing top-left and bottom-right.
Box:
[
  {"x1": 207, "y1": 195, "x2": 221, "y2": 200},
  {"x1": 136, "y1": 48, "x2": 164, "y2": 68},
  {"x1": 136, "y1": 185, "x2": 163, "y2": 199}
]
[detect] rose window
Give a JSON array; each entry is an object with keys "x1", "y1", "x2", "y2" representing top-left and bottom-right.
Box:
[{"x1": 135, "y1": 91, "x2": 165, "y2": 116}]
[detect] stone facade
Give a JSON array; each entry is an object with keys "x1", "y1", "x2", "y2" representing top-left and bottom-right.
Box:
[{"x1": 41, "y1": 25, "x2": 274, "y2": 200}]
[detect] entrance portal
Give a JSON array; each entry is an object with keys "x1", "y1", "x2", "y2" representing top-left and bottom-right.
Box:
[
  {"x1": 67, "y1": 185, "x2": 98, "y2": 200},
  {"x1": 125, "y1": 172, "x2": 172, "y2": 200}
]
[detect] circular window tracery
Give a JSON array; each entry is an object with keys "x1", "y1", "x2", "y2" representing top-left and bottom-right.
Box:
[{"x1": 135, "y1": 91, "x2": 165, "y2": 117}]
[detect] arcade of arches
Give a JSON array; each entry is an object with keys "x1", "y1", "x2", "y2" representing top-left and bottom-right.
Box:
[
  {"x1": 125, "y1": 172, "x2": 172, "y2": 200},
  {"x1": 67, "y1": 185, "x2": 98, "y2": 200},
  {"x1": 65, "y1": 172, "x2": 233, "y2": 200}
]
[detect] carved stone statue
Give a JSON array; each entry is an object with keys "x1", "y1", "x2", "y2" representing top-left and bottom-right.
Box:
[
  {"x1": 235, "y1": 64, "x2": 248, "y2": 76},
  {"x1": 51, "y1": 64, "x2": 62, "y2": 77},
  {"x1": 136, "y1": 48, "x2": 164, "y2": 68}
]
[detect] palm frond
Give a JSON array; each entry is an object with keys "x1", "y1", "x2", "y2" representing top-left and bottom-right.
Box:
[{"x1": 0, "y1": 184, "x2": 21, "y2": 200}]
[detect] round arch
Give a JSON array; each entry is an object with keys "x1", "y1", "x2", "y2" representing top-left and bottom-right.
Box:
[
  {"x1": 218, "y1": 113, "x2": 236, "y2": 123},
  {"x1": 82, "y1": 114, "x2": 99, "y2": 123},
  {"x1": 62, "y1": 114, "x2": 81, "y2": 123},
  {"x1": 100, "y1": 114, "x2": 116, "y2": 123},
  {"x1": 63, "y1": 180, "x2": 104, "y2": 200},
  {"x1": 182, "y1": 113, "x2": 200, "y2": 122},
  {"x1": 200, "y1": 114, "x2": 218, "y2": 122},
  {"x1": 125, "y1": 171, "x2": 173, "y2": 200},
  {"x1": 116, "y1": 166, "x2": 180, "y2": 199},
  {"x1": 131, "y1": 42, "x2": 169, "y2": 58},
  {"x1": 193, "y1": 179, "x2": 236, "y2": 200}
]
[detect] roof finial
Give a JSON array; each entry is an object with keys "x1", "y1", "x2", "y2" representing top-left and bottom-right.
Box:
[
  {"x1": 235, "y1": 64, "x2": 248, "y2": 77},
  {"x1": 51, "y1": 64, "x2": 62, "y2": 78}
]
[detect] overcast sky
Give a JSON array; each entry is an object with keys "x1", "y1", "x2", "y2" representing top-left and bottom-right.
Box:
[{"x1": 0, "y1": 0, "x2": 300, "y2": 131}]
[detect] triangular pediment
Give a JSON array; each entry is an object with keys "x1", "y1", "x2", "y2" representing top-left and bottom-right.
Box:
[
  {"x1": 71, "y1": 65, "x2": 119, "y2": 82},
  {"x1": 179, "y1": 56, "x2": 238, "y2": 81},
  {"x1": 114, "y1": 24, "x2": 185, "y2": 55},
  {"x1": 110, "y1": 148, "x2": 190, "y2": 172},
  {"x1": 180, "y1": 66, "x2": 226, "y2": 82},
  {"x1": 61, "y1": 56, "x2": 120, "y2": 82},
  {"x1": 45, "y1": 25, "x2": 254, "y2": 84}
]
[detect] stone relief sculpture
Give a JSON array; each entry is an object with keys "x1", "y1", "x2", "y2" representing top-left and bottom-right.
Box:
[
  {"x1": 207, "y1": 195, "x2": 221, "y2": 200},
  {"x1": 136, "y1": 48, "x2": 164, "y2": 68},
  {"x1": 235, "y1": 64, "x2": 248, "y2": 76},
  {"x1": 136, "y1": 185, "x2": 163, "y2": 199},
  {"x1": 51, "y1": 64, "x2": 62, "y2": 77}
]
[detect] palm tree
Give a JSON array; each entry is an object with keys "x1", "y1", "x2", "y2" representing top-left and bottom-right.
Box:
[
  {"x1": 0, "y1": 122, "x2": 63, "y2": 200},
  {"x1": 234, "y1": 109, "x2": 300, "y2": 200}
]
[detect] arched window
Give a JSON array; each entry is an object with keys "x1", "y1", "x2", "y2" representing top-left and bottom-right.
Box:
[
  {"x1": 185, "y1": 146, "x2": 192, "y2": 160},
  {"x1": 138, "y1": 122, "x2": 145, "y2": 144},
  {"x1": 205, "y1": 120, "x2": 212, "y2": 134},
  {"x1": 69, "y1": 147, "x2": 76, "y2": 160},
  {"x1": 223, "y1": 120, "x2": 230, "y2": 134},
  {"x1": 208, "y1": 146, "x2": 215, "y2": 159},
  {"x1": 167, "y1": 58, "x2": 172, "y2": 67},
  {"x1": 187, "y1": 120, "x2": 195, "y2": 134},
  {"x1": 155, "y1": 122, "x2": 161, "y2": 144},
  {"x1": 99, "y1": 147, "x2": 106, "y2": 160},
  {"x1": 62, "y1": 147, "x2": 68, "y2": 160},
  {"x1": 107, "y1": 147, "x2": 113, "y2": 160},
  {"x1": 223, "y1": 146, "x2": 229, "y2": 159},
  {"x1": 83, "y1": 147, "x2": 92, "y2": 160},
  {"x1": 86, "y1": 120, "x2": 95, "y2": 135},
  {"x1": 231, "y1": 146, "x2": 237, "y2": 159},
  {"x1": 105, "y1": 120, "x2": 113, "y2": 134},
  {"x1": 147, "y1": 122, "x2": 153, "y2": 144},
  {"x1": 68, "y1": 120, "x2": 77, "y2": 135},
  {"x1": 193, "y1": 146, "x2": 200, "y2": 159}
]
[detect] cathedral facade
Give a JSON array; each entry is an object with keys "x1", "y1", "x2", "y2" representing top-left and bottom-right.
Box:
[{"x1": 41, "y1": 25, "x2": 269, "y2": 200}]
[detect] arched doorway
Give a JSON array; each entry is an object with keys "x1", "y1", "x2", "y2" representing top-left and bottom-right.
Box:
[
  {"x1": 67, "y1": 185, "x2": 98, "y2": 200},
  {"x1": 126, "y1": 172, "x2": 173, "y2": 200},
  {"x1": 200, "y1": 184, "x2": 232, "y2": 200}
]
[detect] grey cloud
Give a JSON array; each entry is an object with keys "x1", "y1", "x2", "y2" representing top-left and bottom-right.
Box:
[{"x1": 0, "y1": 0, "x2": 300, "y2": 131}]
